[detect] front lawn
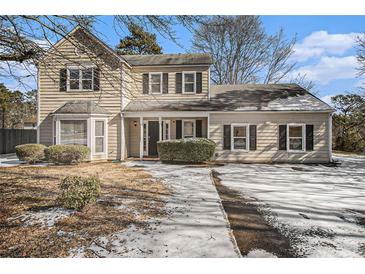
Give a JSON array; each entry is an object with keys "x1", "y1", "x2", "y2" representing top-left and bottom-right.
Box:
[{"x1": 0, "y1": 162, "x2": 168, "y2": 257}]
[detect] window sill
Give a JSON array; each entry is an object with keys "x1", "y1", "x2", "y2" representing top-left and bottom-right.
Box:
[{"x1": 287, "y1": 150, "x2": 307, "y2": 153}]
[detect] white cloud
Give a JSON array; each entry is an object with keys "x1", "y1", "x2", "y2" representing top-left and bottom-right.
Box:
[
  {"x1": 290, "y1": 56, "x2": 357, "y2": 85},
  {"x1": 292, "y1": 31, "x2": 360, "y2": 62},
  {"x1": 320, "y1": 94, "x2": 335, "y2": 106}
]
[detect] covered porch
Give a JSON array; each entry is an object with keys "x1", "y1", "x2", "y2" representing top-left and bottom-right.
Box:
[{"x1": 124, "y1": 112, "x2": 209, "y2": 159}]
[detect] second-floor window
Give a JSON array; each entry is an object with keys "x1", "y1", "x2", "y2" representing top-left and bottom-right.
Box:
[
  {"x1": 68, "y1": 67, "x2": 94, "y2": 91},
  {"x1": 149, "y1": 73, "x2": 162, "y2": 94},
  {"x1": 183, "y1": 72, "x2": 195, "y2": 93}
]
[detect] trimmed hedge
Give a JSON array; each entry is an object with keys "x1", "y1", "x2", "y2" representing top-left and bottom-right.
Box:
[
  {"x1": 45, "y1": 145, "x2": 90, "y2": 165},
  {"x1": 157, "y1": 138, "x2": 216, "y2": 163},
  {"x1": 15, "y1": 144, "x2": 46, "y2": 164},
  {"x1": 59, "y1": 175, "x2": 101, "y2": 210}
]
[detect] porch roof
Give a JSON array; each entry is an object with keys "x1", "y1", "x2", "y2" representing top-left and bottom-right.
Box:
[
  {"x1": 124, "y1": 84, "x2": 333, "y2": 112},
  {"x1": 53, "y1": 101, "x2": 110, "y2": 115}
]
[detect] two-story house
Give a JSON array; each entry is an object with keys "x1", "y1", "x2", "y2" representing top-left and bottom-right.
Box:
[{"x1": 38, "y1": 26, "x2": 333, "y2": 163}]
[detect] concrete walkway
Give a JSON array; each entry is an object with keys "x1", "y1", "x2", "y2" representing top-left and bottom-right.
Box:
[{"x1": 73, "y1": 161, "x2": 239, "y2": 258}]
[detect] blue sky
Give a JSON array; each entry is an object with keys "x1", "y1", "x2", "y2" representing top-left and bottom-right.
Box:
[{"x1": 2, "y1": 16, "x2": 365, "y2": 104}]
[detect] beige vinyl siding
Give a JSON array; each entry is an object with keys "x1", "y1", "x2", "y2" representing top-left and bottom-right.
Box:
[
  {"x1": 210, "y1": 112, "x2": 331, "y2": 163},
  {"x1": 38, "y1": 38, "x2": 122, "y2": 160},
  {"x1": 126, "y1": 66, "x2": 209, "y2": 101}
]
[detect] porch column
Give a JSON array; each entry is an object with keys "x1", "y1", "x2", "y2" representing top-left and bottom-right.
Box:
[
  {"x1": 159, "y1": 116, "x2": 162, "y2": 141},
  {"x1": 139, "y1": 116, "x2": 143, "y2": 160},
  {"x1": 120, "y1": 113, "x2": 126, "y2": 161}
]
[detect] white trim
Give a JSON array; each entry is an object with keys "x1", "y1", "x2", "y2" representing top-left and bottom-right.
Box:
[
  {"x1": 120, "y1": 113, "x2": 126, "y2": 160},
  {"x1": 158, "y1": 116, "x2": 162, "y2": 141},
  {"x1": 52, "y1": 113, "x2": 109, "y2": 118},
  {"x1": 66, "y1": 64, "x2": 95, "y2": 92},
  {"x1": 207, "y1": 113, "x2": 210, "y2": 139},
  {"x1": 124, "y1": 111, "x2": 209, "y2": 118},
  {"x1": 231, "y1": 123, "x2": 249, "y2": 151},
  {"x1": 328, "y1": 113, "x2": 333, "y2": 162},
  {"x1": 208, "y1": 67, "x2": 211, "y2": 100},
  {"x1": 287, "y1": 123, "x2": 306, "y2": 153},
  {"x1": 182, "y1": 71, "x2": 196, "y2": 94},
  {"x1": 149, "y1": 72, "x2": 163, "y2": 94},
  {"x1": 182, "y1": 119, "x2": 196, "y2": 138}
]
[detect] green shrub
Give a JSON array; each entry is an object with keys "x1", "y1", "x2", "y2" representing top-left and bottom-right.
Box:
[
  {"x1": 157, "y1": 138, "x2": 216, "y2": 163},
  {"x1": 15, "y1": 144, "x2": 46, "y2": 164},
  {"x1": 45, "y1": 145, "x2": 90, "y2": 165},
  {"x1": 59, "y1": 175, "x2": 101, "y2": 210}
]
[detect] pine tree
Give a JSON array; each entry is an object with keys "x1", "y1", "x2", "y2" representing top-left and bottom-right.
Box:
[{"x1": 116, "y1": 24, "x2": 162, "y2": 55}]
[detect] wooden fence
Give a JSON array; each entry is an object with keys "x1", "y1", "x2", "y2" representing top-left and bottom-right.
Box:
[{"x1": 0, "y1": 129, "x2": 37, "y2": 154}]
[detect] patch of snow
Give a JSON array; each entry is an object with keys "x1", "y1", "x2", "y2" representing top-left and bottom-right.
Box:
[
  {"x1": 9, "y1": 207, "x2": 74, "y2": 228},
  {"x1": 245, "y1": 249, "x2": 278, "y2": 258},
  {"x1": 71, "y1": 161, "x2": 239, "y2": 258},
  {"x1": 215, "y1": 155, "x2": 365, "y2": 258}
]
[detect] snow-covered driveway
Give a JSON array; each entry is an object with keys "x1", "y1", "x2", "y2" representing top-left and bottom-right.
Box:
[
  {"x1": 81, "y1": 161, "x2": 239, "y2": 258},
  {"x1": 215, "y1": 155, "x2": 365, "y2": 257}
]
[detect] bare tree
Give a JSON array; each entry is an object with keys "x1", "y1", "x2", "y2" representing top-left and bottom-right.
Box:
[
  {"x1": 289, "y1": 73, "x2": 316, "y2": 93},
  {"x1": 192, "y1": 16, "x2": 296, "y2": 85},
  {"x1": 356, "y1": 33, "x2": 365, "y2": 76}
]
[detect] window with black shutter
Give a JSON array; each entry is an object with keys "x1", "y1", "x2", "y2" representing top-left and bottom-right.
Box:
[
  {"x1": 196, "y1": 72, "x2": 202, "y2": 93},
  {"x1": 196, "y1": 120, "x2": 202, "y2": 137},
  {"x1": 306, "y1": 124, "x2": 314, "y2": 151},
  {"x1": 223, "y1": 125, "x2": 231, "y2": 150},
  {"x1": 162, "y1": 73, "x2": 168, "y2": 94},
  {"x1": 142, "y1": 73, "x2": 149, "y2": 94},
  {"x1": 278, "y1": 125, "x2": 287, "y2": 150},
  {"x1": 175, "y1": 73, "x2": 182, "y2": 93},
  {"x1": 249, "y1": 125, "x2": 257, "y2": 151},
  {"x1": 176, "y1": 120, "x2": 182, "y2": 139},
  {"x1": 93, "y1": 67, "x2": 100, "y2": 91}
]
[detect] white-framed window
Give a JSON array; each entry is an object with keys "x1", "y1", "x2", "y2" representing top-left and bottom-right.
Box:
[
  {"x1": 67, "y1": 65, "x2": 94, "y2": 91},
  {"x1": 231, "y1": 124, "x2": 249, "y2": 151},
  {"x1": 149, "y1": 72, "x2": 162, "y2": 94},
  {"x1": 60, "y1": 120, "x2": 87, "y2": 145},
  {"x1": 162, "y1": 120, "x2": 170, "y2": 140},
  {"x1": 287, "y1": 124, "x2": 305, "y2": 152},
  {"x1": 183, "y1": 72, "x2": 196, "y2": 93},
  {"x1": 94, "y1": 120, "x2": 105, "y2": 153},
  {"x1": 183, "y1": 120, "x2": 195, "y2": 138},
  {"x1": 143, "y1": 121, "x2": 148, "y2": 155}
]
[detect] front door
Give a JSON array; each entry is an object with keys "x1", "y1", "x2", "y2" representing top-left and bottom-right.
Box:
[{"x1": 148, "y1": 121, "x2": 159, "y2": 156}]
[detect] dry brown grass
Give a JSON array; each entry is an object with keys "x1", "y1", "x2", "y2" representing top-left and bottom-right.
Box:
[{"x1": 0, "y1": 162, "x2": 169, "y2": 257}]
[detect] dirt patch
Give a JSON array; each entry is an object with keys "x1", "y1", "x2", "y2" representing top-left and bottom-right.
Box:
[
  {"x1": 0, "y1": 162, "x2": 169, "y2": 257},
  {"x1": 211, "y1": 170, "x2": 296, "y2": 258}
]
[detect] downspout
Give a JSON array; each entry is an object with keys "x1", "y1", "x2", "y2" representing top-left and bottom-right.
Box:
[{"x1": 36, "y1": 65, "x2": 40, "y2": 144}]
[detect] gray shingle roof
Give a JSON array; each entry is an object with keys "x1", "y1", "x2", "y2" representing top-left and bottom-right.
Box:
[
  {"x1": 121, "y1": 53, "x2": 213, "y2": 66},
  {"x1": 53, "y1": 101, "x2": 110, "y2": 115},
  {"x1": 124, "y1": 84, "x2": 333, "y2": 112}
]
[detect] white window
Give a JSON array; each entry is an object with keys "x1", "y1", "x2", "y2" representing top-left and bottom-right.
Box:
[
  {"x1": 162, "y1": 120, "x2": 170, "y2": 140},
  {"x1": 143, "y1": 121, "x2": 148, "y2": 154},
  {"x1": 67, "y1": 66, "x2": 94, "y2": 91},
  {"x1": 183, "y1": 120, "x2": 195, "y2": 138},
  {"x1": 231, "y1": 124, "x2": 248, "y2": 151},
  {"x1": 94, "y1": 120, "x2": 105, "y2": 153},
  {"x1": 287, "y1": 124, "x2": 305, "y2": 151},
  {"x1": 183, "y1": 72, "x2": 196, "y2": 93},
  {"x1": 60, "y1": 120, "x2": 87, "y2": 145},
  {"x1": 149, "y1": 73, "x2": 162, "y2": 94}
]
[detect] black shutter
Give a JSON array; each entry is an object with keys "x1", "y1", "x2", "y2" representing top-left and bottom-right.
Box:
[
  {"x1": 196, "y1": 120, "x2": 202, "y2": 137},
  {"x1": 59, "y1": 68, "x2": 67, "y2": 91},
  {"x1": 249, "y1": 125, "x2": 257, "y2": 151},
  {"x1": 278, "y1": 125, "x2": 287, "y2": 150},
  {"x1": 93, "y1": 67, "x2": 100, "y2": 91},
  {"x1": 163, "y1": 73, "x2": 168, "y2": 94},
  {"x1": 196, "y1": 72, "x2": 202, "y2": 93},
  {"x1": 223, "y1": 125, "x2": 231, "y2": 150},
  {"x1": 175, "y1": 73, "x2": 182, "y2": 93},
  {"x1": 306, "y1": 124, "x2": 314, "y2": 151},
  {"x1": 176, "y1": 120, "x2": 182, "y2": 139},
  {"x1": 143, "y1": 73, "x2": 149, "y2": 94}
]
